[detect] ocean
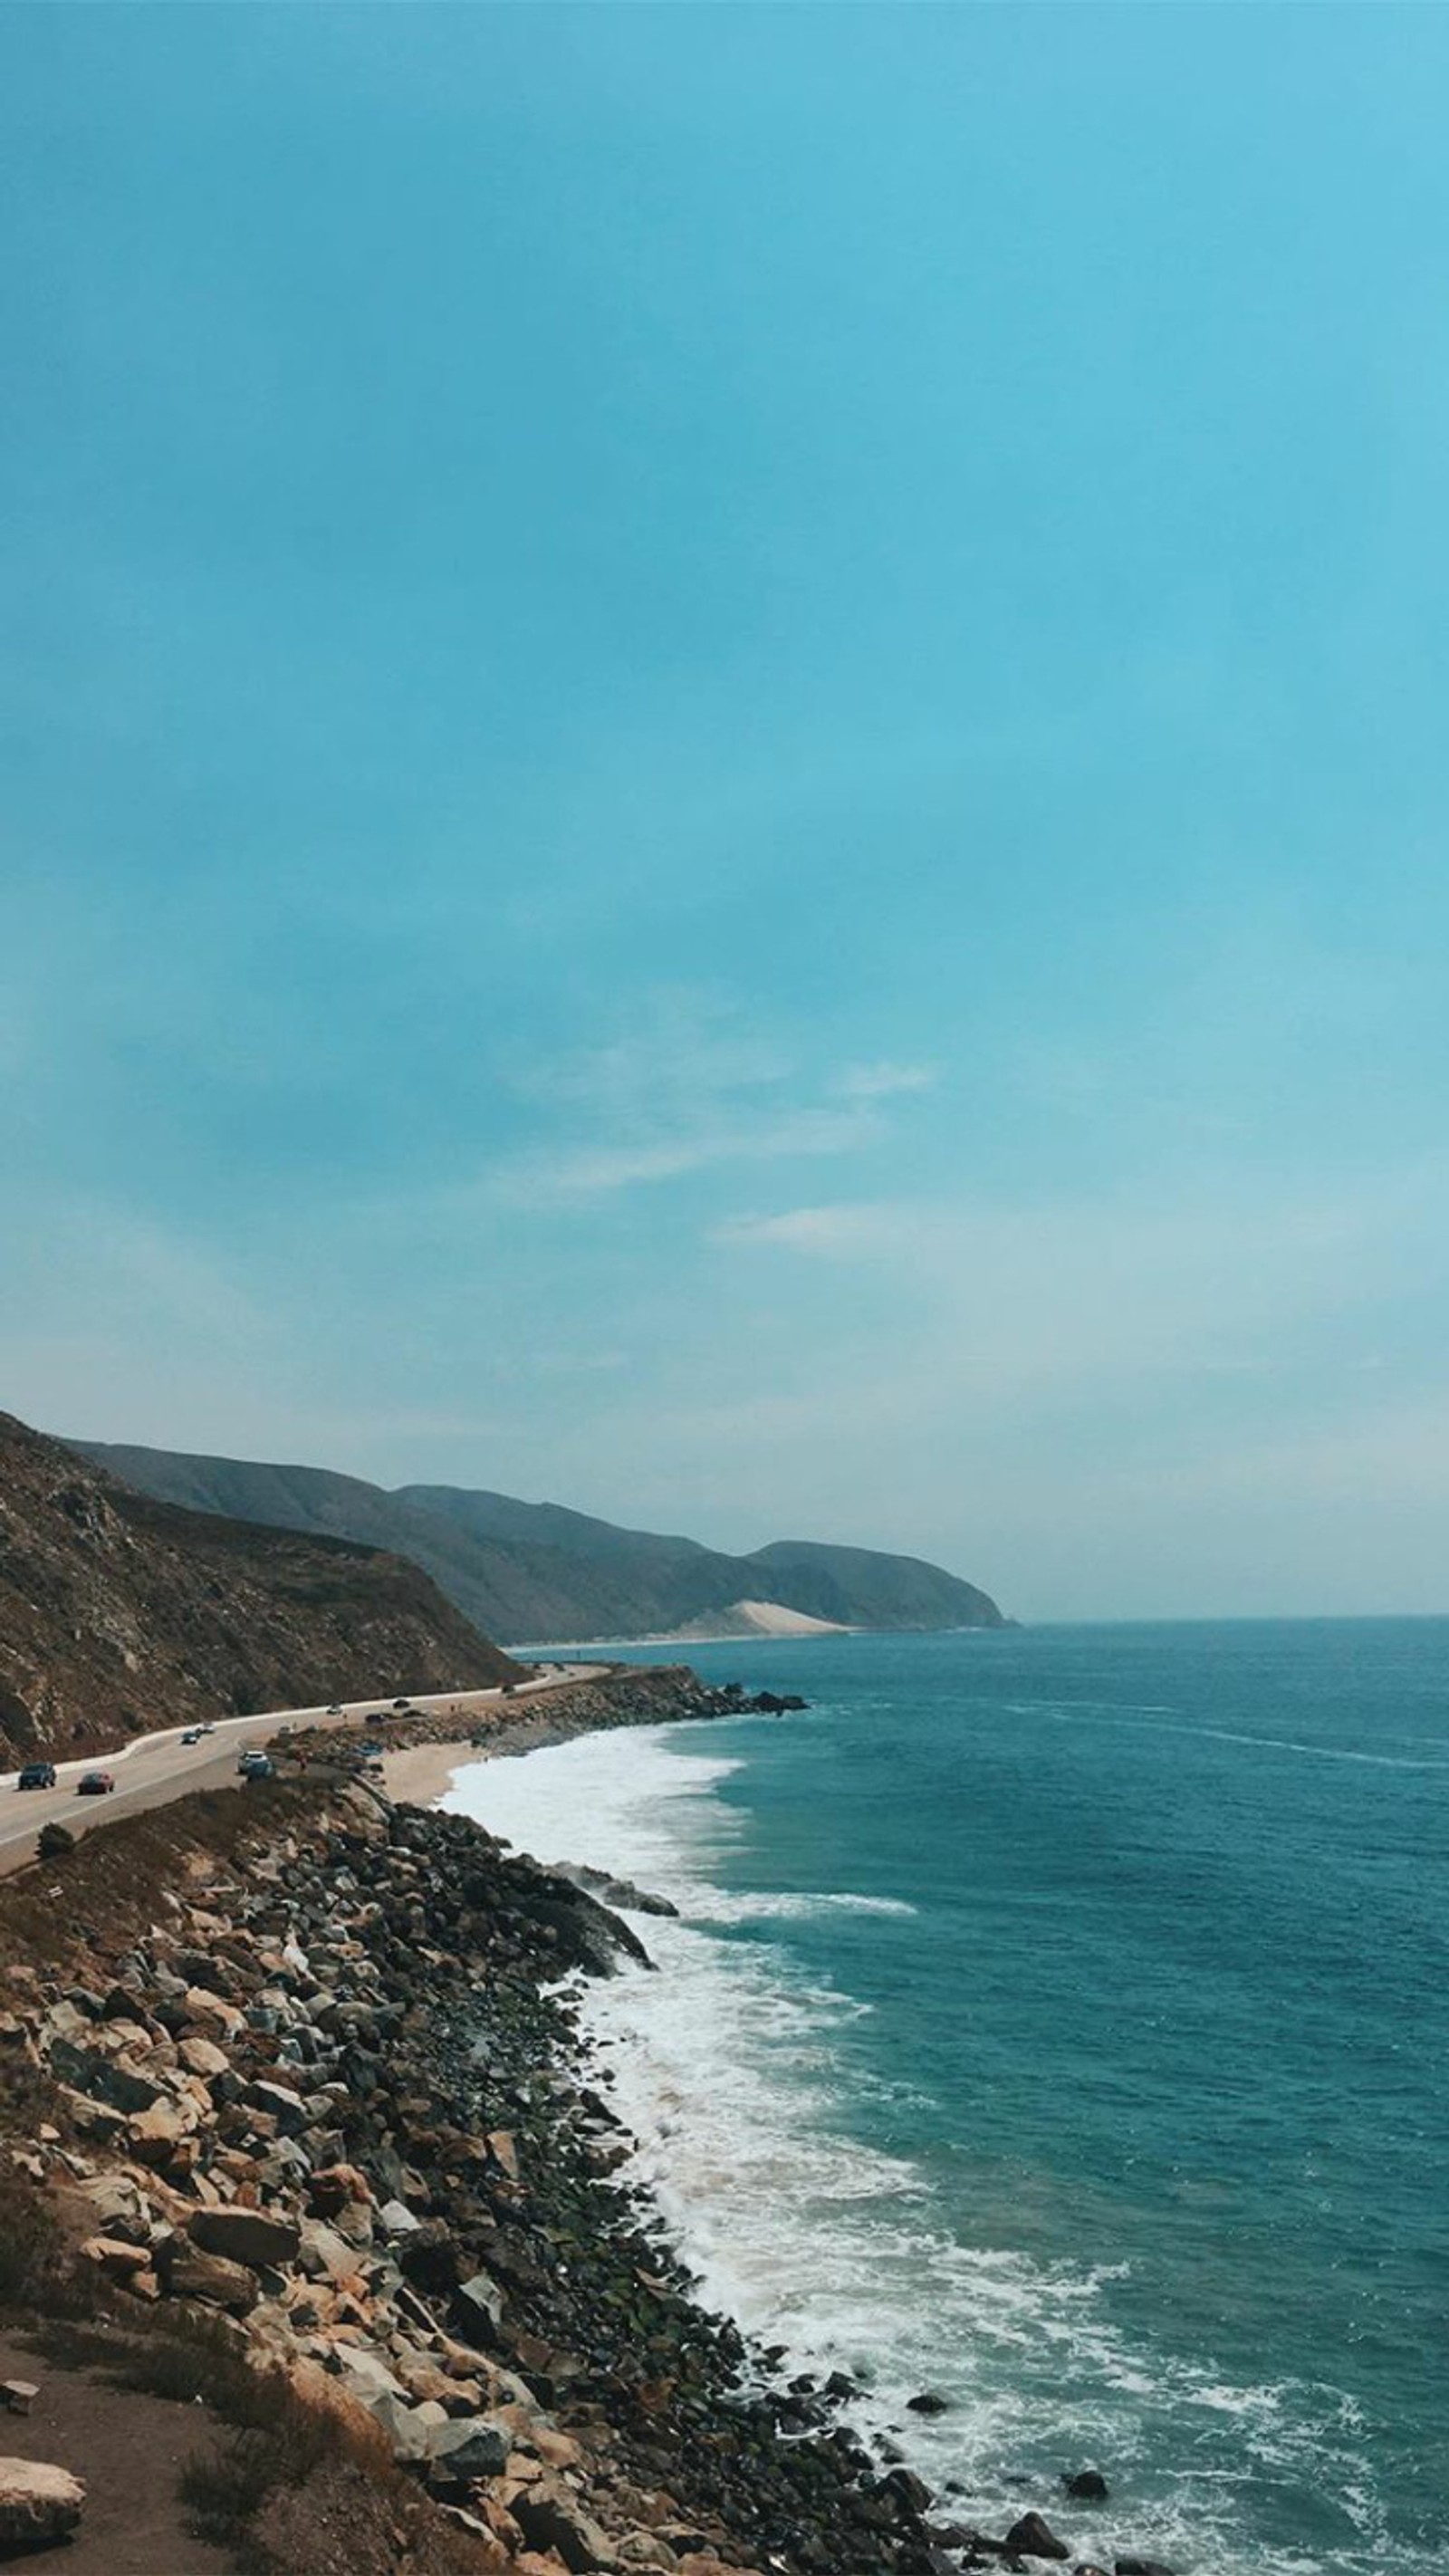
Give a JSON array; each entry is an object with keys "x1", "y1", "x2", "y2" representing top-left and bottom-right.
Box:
[{"x1": 445, "y1": 1620, "x2": 1448, "y2": 2576}]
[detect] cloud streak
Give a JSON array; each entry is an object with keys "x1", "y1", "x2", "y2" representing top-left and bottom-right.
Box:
[{"x1": 489, "y1": 994, "x2": 931, "y2": 1203}]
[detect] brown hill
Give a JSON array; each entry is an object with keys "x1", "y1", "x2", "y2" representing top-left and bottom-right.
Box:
[{"x1": 0, "y1": 1411, "x2": 522, "y2": 1764}]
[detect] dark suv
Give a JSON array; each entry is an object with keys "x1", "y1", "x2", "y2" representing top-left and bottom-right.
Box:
[{"x1": 17, "y1": 1762, "x2": 57, "y2": 1791}]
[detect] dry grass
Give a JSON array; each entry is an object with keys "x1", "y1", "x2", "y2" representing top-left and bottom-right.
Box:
[
  {"x1": 0, "y1": 1777, "x2": 321, "y2": 1973},
  {"x1": 0, "y1": 2179, "x2": 98, "y2": 2317}
]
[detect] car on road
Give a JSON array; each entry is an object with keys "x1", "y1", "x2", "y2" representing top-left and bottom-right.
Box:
[
  {"x1": 391, "y1": 1698, "x2": 411, "y2": 1712},
  {"x1": 75, "y1": 1770, "x2": 115, "y2": 1796},
  {"x1": 327, "y1": 1703, "x2": 343, "y2": 1716},
  {"x1": 16, "y1": 1762, "x2": 57, "y2": 1791},
  {"x1": 180, "y1": 1728, "x2": 204, "y2": 1745},
  {"x1": 236, "y1": 1749, "x2": 273, "y2": 1779}
]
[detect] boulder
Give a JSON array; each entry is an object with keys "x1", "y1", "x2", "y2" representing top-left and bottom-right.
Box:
[
  {"x1": 425, "y1": 2415, "x2": 513, "y2": 2485},
  {"x1": 71, "y1": 2171, "x2": 154, "y2": 2244},
  {"x1": 1115, "y1": 2562, "x2": 1177, "y2": 2576},
  {"x1": 80, "y1": 2234, "x2": 154, "y2": 2281},
  {"x1": 157, "y1": 2239, "x2": 258, "y2": 2314},
  {"x1": 513, "y1": 2482, "x2": 618, "y2": 2571},
  {"x1": 129, "y1": 2099, "x2": 198, "y2": 2164},
  {"x1": 1004, "y1": 2514, "x2": 1070, "y2": 2561},
  {"x1": 47, "y1": 2035, "x2": 164, "y2": 2116},
  {"x1": 0, "y1": 2458, "x2": 84, "y2": 2549},
  {"x1": 906, "y1": 2389, "x2": 950, "y2": 2416},
  {"x1": 296, "y1": 2219, "x2": 363, "y2": 2283},
  {"x1": 365, "y1": 2392, "x2": 452, "y2": 2463},
  {"x1": 453, "y1": 2269, "x2": 505, "y2": 2346},
  {"x1": 242, "y1": 2078, "x2": 312, "y2": 2135},
  {"x1": 308, "y1": 2161, "x2": 372, "y2": 2216},
  {"x1": 1064, "y1": 2471, "x2": 1109, "y2": 2501},
  {"x1": 378, "y1": 2196, "x2": 421, "y2": 2236},
  {"x1": 189, "y1": 2206, "x2": 302, "y2": 2268},
  {"x1": 183, "y1": 1986, "x2": 245, "y2": 2040},
  {"x1": 333, "y1": 2347, "x2": 408, "y2": 2408},
  {"x1": 876, "y1": 2465, "x2": 933, "y2": 2519},
  {"x1": 178, "y1": 2034, "x2": 231, "y2": 2081}
]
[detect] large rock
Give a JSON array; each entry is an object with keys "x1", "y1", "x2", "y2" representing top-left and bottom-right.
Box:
[
  {"x1": 453, "y1": 2269, "x2": 505, "y2": 2346},
  {"x1": 333, "y1": 2347, "x2": 408, "y2": 2408},
  {"x1": 47, "y1": 2034, "x2": 164, "y2": 2115},
  {"x1": 183, "y1": 1986, "x2": 245, "y2": 2041},
  {"x1": 73, "y1": 2173, "x2": 153, "y2": 2244},
  {"x1": 243, "y1": 2077, "x2": 312, "y2": 2135},
  {"x1": 426, "y1": 2415, "x2": 513, "y2": 2484},
  {"x1": 0, "y1": 2458, "x2": 84, "y2": 2547},
  {"x1": 189, "y1": 2206, "x2": 302, "y2": 2268},
  {"x1": 178, "y1": 2033, "x2": 231, "y2": 2081},
  {"x1": 513, "y1": 2481, "x2": 618, "y2": 2571},
  {"x1": 158, "y1": 2239, "x2": 258, "y2": 2314},
  {"x1": 365, "y1": 2393, "x2": 452, "y2": 2462},
  {"x1": 1004, "y1": 2513, "x2": 1070, "y2": 2561},
  {"x1": 398, "y1": 2221, "x2": 463, "y2": 2296}
]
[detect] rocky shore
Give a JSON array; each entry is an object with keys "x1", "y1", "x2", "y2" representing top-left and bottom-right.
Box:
[{"x1": 0, "y1": 1689, "x2": 1166, "y2": 2576}]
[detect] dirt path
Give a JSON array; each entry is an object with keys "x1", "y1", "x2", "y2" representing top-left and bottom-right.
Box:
[{"x1": 0, "y1": 2331, "x2": 233, "y2": 2574}]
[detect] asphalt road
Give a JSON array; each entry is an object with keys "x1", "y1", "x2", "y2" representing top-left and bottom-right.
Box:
[{"x1": 0, "y1": 1664, "x2": 606, "y2": 1878}]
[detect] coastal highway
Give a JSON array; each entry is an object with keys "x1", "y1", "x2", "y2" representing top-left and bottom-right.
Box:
[{"x1": 0, "y1": 1666, "x2": 607, "y2": 1879}]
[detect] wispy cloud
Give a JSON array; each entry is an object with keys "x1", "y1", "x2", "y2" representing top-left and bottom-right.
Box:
[
  {"x1": 712, "y1": 1203, "x2": 892, "y2": 1252},
  {"x1": 490, "y1": 994, "x2": 930, "y2": 1203},
  {"x1": 833, "y1": 1061, "x2": 937, "y2": 1102}
]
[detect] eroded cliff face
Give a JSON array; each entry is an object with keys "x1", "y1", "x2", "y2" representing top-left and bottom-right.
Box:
[{"x1": 0, "y1": 1411, "x2": 521, "y2": 1764}]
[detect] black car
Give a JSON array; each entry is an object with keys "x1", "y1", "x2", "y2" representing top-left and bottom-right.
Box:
[{"x1": 16, "y1": 1762, "x2": 57, "y2": 1791}]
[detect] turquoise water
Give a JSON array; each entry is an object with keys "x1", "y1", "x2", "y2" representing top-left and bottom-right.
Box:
[{"x1": 454, "y1": 1620, "x2": 1449, "y2": 2575}]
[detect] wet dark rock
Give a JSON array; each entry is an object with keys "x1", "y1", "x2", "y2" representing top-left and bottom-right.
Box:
[
  {"x1": 552, "y1": 1860, "x2": 680, "y2": 1920},
  {"x1": 907, "y1": 2389, "x2": 951, "y2": 2416},
  {"x1": 1004, "y1": 2514, "x2": 1070, "y2": 2562},
  {"x1": 1063, "y1": 2472, "x2": 1109, "y2": 2501},
  {"x1": 1114, "y1": 2562, "x2": 1177, "y2": 2576},
  {"x1": 877, "y1": 2466, "x2": 934, "y2": 2519}
]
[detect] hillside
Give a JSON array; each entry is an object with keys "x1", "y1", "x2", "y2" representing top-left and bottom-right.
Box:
[
  {"x1": 0, "y1": 1413, "x2": 522, "y2": 1764},
  {"x1": 71, "y1": 1438, "x2": 1008, "y2": 1640}
]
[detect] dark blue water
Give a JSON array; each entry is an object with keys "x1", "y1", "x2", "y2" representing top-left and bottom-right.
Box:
[{"x1": 461, "y1": 1620, "x2": 1449, "y2": 2575}]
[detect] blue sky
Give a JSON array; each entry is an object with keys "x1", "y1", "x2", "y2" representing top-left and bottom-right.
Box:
[{"x1": 4, "y1": 5, "x2": 1449, "y2": 1619}]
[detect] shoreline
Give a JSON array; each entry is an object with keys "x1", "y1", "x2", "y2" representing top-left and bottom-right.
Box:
[
  {"x1": 375, "y1": 1659, "x2": 804, "y2": 1810},
  {"x1": 2, "y1": 1753, "x2": 962, "y2": 2576},
  {"x1": 0, "y1": 1662, "x2": 1148, "y2": 2574}
]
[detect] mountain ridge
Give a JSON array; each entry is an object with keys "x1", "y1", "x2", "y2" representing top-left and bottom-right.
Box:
[{"x1": 70, "y1": 1439, "x2": 1007, "y2": 1643}]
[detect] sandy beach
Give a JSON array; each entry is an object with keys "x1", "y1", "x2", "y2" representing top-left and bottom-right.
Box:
[{"x1": 379, "y1": 1735, "x2": 480, "y2": 1805}]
